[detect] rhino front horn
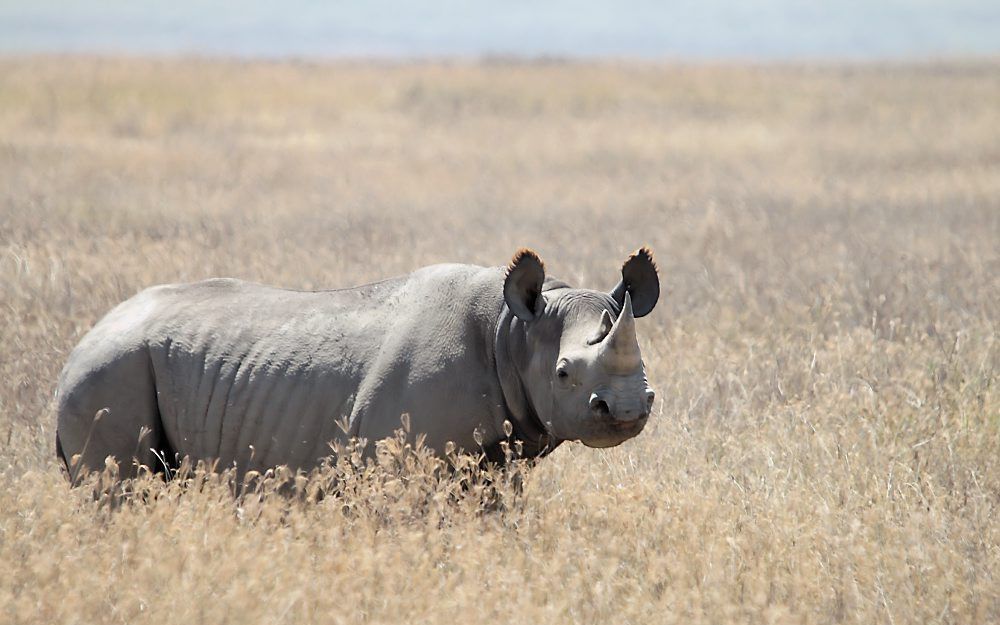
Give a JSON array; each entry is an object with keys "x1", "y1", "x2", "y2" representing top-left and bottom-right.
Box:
[{"x1": 600, "y1": 292, "x2": 641, "y2": 371}]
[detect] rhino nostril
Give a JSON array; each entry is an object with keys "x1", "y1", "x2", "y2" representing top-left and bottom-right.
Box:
[
  {"x1": 589, "y1": 394, "x2": 611, "y2": 418},
  {"x1": 645, "y1": 389, "x2": 656, "y2": 409}
]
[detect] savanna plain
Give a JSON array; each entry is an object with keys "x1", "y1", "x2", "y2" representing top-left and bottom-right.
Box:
[{"x1": 1, "y1": 58, "x2": 998, "y2": 624}]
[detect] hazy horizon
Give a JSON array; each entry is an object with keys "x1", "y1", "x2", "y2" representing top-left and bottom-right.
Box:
[{"x1": 1, "y1": 0, "x2": 999, "y2": 60}]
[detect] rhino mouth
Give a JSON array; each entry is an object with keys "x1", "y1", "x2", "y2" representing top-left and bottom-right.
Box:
[
  {"x1": 577, "y1": 414, "x2": 648, "y2": 448},
  {"x1": 607, "y1": 416, "x2": 647, "y2": 432},
  {"x1": 604, "y1": 417, "x2": 648, "y2": 442}
]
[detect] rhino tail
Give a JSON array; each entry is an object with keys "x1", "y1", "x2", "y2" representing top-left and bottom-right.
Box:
[{"x1": 55, "y1": 431, "x2": 70, "y2": 477}]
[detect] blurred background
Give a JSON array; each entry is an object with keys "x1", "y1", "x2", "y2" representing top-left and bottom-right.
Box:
[{"x1": 2, "y1": 0, "x2": 999, "y2": 59}]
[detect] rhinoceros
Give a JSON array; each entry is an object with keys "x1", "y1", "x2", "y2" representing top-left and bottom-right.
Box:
[{"x1": 55, "y1": 248, "x2": 659, "y2": 482}]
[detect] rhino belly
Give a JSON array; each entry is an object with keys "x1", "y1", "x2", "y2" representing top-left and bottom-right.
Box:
[{"x1": 152, "y1": 343, "x2": 360, "y2": 473}]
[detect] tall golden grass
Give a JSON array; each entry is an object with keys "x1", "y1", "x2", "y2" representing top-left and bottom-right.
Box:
[{"x1": 1, "y1": 57, "x2": 998, "y2": 624}]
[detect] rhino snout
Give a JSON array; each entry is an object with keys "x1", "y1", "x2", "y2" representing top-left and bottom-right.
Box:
[{"x1": 589, "y1": 389, "x2": 654, "y2": 423}]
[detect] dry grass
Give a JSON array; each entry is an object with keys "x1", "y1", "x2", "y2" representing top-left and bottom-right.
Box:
[{"x1": 1, "y1": 57, "x2": 999, "y2": 624}]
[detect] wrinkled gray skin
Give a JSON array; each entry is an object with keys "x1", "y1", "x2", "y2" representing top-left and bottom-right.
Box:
[{"x1": 55, "y1": 249, "x2": 659, "y2": 482}]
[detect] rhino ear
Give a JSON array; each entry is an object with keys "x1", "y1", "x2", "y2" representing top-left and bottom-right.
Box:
[
  {"x1": 610, "y1": 246, "x2": 659, "y2": 318},
  {"x1": 504, "y1": 248, "x2": 546, "y2": 321}
]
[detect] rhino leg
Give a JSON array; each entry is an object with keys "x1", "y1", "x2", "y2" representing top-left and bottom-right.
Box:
[{"x1": 56, "y1": 343, "x2": 171, "y2": 484}]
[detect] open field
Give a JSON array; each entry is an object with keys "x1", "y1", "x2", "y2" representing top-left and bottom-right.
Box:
[{"x1": 1, "y1": 58, "x2": 998, "y2": 624}]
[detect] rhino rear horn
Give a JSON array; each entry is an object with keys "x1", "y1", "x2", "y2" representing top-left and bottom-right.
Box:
[
  {"x1": 504, "y1": 248, "x2": 546, "y2": 321},
  {"x1": 610, "y1": 247, "x2": 659, "y2": 317},
  {"x1": 587, "y1": 309, "x2": 614, "y2": 345}
]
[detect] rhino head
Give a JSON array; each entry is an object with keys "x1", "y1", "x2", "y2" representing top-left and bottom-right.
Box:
[{"x1": 499, "y1": 247, "x2": 659, "y2": 450}]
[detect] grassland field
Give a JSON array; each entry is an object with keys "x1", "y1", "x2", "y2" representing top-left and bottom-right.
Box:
[{"x1": 0, "y1": 57, "x2": 998, "y2": 624}]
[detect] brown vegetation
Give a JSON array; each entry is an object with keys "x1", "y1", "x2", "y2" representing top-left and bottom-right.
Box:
[{"x1": 1, "y1": 58, "x2": 998, "y2": 624}]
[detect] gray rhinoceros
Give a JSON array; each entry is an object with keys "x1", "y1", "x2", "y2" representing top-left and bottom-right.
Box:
[{"x1": 55, "y1": 248, "x2": 659, "y2": 482}]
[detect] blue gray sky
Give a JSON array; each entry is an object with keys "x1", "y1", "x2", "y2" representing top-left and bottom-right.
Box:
[{"x1": 1, "y1": 0, "x2": 998, "y2": 59}]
